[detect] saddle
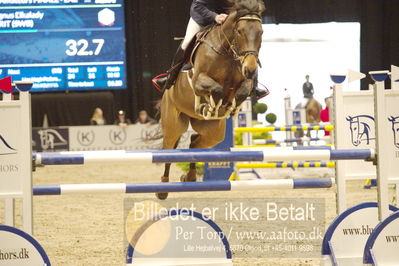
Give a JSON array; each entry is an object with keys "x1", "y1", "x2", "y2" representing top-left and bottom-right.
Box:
[
  {"x1": 182, "y1": 25, "x2": 216, "y2": 71},
  {"x1": 151, "y1": 25, "x2": 218, "y2": 92}
]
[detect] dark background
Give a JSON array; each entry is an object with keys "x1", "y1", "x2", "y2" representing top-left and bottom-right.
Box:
[{"x1": 31, "y1": 0, "x2": 399, "y2": 127}]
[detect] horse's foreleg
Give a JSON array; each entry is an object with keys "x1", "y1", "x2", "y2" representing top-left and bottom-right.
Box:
[
  {"x1": 231, "y1": 79, "x2": 252, "y2": 116},
  {"x1": 194, "y1": 73, "x2": 223, "y2": 97},
  {"x1": 157, "y1": 138, "x2": 181, "y2": 200},
  {"x1": 181, "y1": 162, "x2": 198, "y2": 182},
  {"x1": 194, "y1": 73, "x2": 224, "y2": 117},
  {"x1": 181, "y1": 134, "x2": 201, "y2": 182}
]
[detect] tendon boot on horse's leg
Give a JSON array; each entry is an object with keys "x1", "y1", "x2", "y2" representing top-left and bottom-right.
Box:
[
  {"x1": 181, "y1": 163, "x2": 197, "y2": 182},
  {"x1": 156, "y1": 163, "x2": 171, "y2": 200},
  {"x1": 163, "y1": 46, "x2": 186, "y2": 90},
  {"x1": 250, "y1": 71, "x2": 269, "y2": 100},
  {"x1": 181, "y1": 134, "x2": 199, "y2": 182},
  {"x1": 181, "y1": 135, "x2": 199, "y2": 182}
]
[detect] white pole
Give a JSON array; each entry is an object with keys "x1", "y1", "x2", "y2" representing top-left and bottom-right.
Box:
[
  {"x1": 390, "y1": 66, "x2": 399, "y2": 206},
  {"x1": 20, "y1": 91, "x2": 33, "y2": 234},
  {"x1": 371, "y1": 70, "x2": 391, "y2": 220},
  {"x1": 242, "y1": 98, "x2": 253, "y2": 146},
  {"x1": 284, "y1": 93, "x2": 293, "y2": 140},
  {"x1": 3, "y1": 93, "x2": 12, "y2": 101},
  {"x1": 1, "y1": 92, "x2": 14, "y2": 227},
  {"x1": 333, "y1": 79, "x2": 347, "y2": 214}
]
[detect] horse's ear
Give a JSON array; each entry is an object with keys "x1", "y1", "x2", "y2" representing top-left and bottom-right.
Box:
[
  {"x1": 388, "y1": 116, "x2": 395, "y2": 122},
  {"x1": 346, "y1": 116, "x2": 352, "y2": 121},
  {"x1": 225, "y1": 0, "x2": 236, "y2": 9},
  {"x1": 258, "y1": 0, "x2": 266, "y2": 13}
]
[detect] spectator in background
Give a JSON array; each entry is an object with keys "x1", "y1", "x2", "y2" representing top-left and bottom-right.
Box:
[
  {"x1": 320, "y1": 97, "x2": 331, "y2": 136},
  {"x1": 114, "y1": 110, "x2": 132, "y2": 127},
  {"x1": 90, "y1": 107, "x2": 106, "y2": 125},
  {"x1": 135, "y1": 110, "x2": 157, "y2": 125}
]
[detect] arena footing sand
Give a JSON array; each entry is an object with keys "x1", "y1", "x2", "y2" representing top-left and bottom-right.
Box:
[{"x1": 0, "y1": 163, "x2": 394, "y2": 265}]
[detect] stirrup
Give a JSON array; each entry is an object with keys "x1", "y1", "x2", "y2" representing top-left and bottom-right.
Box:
[
  {"x1": 152, "y1": 73, "x2": 168, "y2": 92},
  {"x1": 253, "y1": 82, "x2": 270, "y2": 100}
]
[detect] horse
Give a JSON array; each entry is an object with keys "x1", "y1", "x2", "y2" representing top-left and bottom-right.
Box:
[
  {"x1": 157, "y1": 0, "x2": 265, "y2": 200},
  {"x1": 294, "y1": 98, "x2": 323, "y2": 140}
]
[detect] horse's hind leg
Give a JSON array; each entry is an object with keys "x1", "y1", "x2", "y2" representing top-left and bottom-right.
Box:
[{"x1": 157, "y1": 93, "x2": 190, "y2": 200}]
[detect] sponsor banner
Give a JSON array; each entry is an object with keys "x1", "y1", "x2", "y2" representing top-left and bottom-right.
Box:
[
  {"x1": 68, "y1": 124, "x2": 192, "y2": 151},
  {"x1": 0, "y1": 102, "x2": 22, "y2": 195},
  {"x1": 32, "y1": 128, "x2": 69, "y2": 152},
  {"x1": 0, "y1": 225, "x2": 50, "y2": 265},
  {"x1": 31, "y1": 124, "x2": 193, "y2": 151}
]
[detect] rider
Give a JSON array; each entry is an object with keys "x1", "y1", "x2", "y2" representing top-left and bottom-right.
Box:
[
  {"x1": 302, "y1": 74, "x2": 314, "y2": 108},
  {"x1": 154, "y1": 0, "x2": 268, "y2": 99}
]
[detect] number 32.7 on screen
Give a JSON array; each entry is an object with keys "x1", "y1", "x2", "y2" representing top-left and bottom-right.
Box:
[{"x1": 65, "y1": 39, "x2": 105, "y2": 56}]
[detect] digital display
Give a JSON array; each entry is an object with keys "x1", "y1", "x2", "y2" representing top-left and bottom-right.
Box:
[{"x1": 0, "y1": 0, "x2": 127, "y2": 92}]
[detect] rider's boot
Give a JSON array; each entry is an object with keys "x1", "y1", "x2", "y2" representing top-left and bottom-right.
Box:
[
  {"x1": 153, "y1": 46, "x2": 186, "y2": 91},
  {"x1": 251, "y1": 73, "x2": 269, "y2": 100}
]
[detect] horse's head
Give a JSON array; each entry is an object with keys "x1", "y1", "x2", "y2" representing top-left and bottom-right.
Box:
[{"x1": 226, "y1": 0, "x2": 265, "y2": 79}]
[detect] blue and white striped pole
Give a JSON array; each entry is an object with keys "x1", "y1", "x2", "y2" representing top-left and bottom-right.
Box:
[
  {"x1": 32, "y1": 178, "x2": 335, "y2": 196},
  {"x1": 235, "y1": 124, "x2": 334, "y2": 133},
  {"x1": 253, "y1": 136, "x2": 331, "y2": 145},
  {"x1": 33, "y1": 149, "x2": 374, "y2": 166}
]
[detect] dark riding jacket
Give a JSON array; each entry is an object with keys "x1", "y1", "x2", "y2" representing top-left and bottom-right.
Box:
[
  {"x1": 303, "y1": 82, "x2": 314, "y2": 98},
  {"x1": 190, "y1": 0, "x2": 228, "y2": 27}
]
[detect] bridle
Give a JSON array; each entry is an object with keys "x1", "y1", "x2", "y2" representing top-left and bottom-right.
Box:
[
  {"x1": 196, "y1": 13, "x2": 263, "y2": 73},
  {"x1": 219, "y1": 14, "x2": 263, "y2": 68}
]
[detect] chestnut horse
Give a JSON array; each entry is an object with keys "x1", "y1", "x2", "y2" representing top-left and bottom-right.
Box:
[
  {"x1": 157, "y1": 0, "x2": 265, "y2": 199},
  {"x1": 294, "y1": 98, "x2": 323, "y2": 140}
]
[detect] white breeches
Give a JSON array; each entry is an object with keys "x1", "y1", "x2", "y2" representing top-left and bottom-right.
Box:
[
  {"x1": 302, "y1": 98, "x2": 310, "y2": 108},
  {"x1": 181, "y1": 18, "x2": 203, "y2": 50}
]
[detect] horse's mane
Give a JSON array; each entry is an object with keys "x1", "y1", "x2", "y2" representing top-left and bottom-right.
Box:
[{"x1": 229, "y1": 0, "x2": 266, "y2": 16}]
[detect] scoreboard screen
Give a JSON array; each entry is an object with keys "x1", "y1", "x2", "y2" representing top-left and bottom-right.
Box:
[{"x1": 0, "y1": 0, "x2": 127, "y2": 92}]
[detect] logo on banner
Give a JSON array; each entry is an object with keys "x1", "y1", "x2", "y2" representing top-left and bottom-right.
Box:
[
  {"x1": 346, "y1": 115, "x2": 375, "y2": 146},
  {"x1": 141, "y1": 126, "x2": 163, "y2": 142},
  {"x1": 77, "y1": 130, "x2": 95, "y2": 146},
  {"x1": 0, "y1": 134, "x2": 16, "y2": 155},
  {"x1": 109, "y1": 128, "x2": 127, "y2": 145},
  {"x1": 388, "y1": 116, "x2": 399, "y2": 148},
  {"x1": 37, "y1": 129, "x2": 68, "y2": 151}
]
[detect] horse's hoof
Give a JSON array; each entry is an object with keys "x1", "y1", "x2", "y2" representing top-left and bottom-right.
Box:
[
  {"x1": 180, "y1": 174, "x2": 197, "y2": 182},
  {"x1": 156, "y1": 192, "x2": 168, "y2": 200}
]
